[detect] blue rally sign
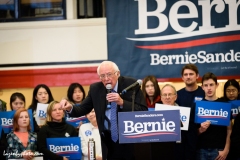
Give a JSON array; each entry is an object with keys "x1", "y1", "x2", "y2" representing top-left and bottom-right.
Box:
[
  {"x1": 0, "y1": 109, "x2": 34, "y2": 133},
  {"x1": 195, "y1": 101, "x2": 231, "y2": 126},
  {"x1": 66, "y1": 116, "x2": 89, "y2": 128},
  {"x1": 107, "y1": 0, "x2": 240, "y2": 79},
  {"x1": 229, "y1": 100, "x2": 240, "y2": 119},
  {"x1": 47, "y1": 137, "x2": 81, "y2": 160},
  {"x1": 118, "y1": 110, "x2": 181, "y2": 144}
]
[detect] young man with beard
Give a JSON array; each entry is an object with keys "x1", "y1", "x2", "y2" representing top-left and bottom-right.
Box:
[
  {"x1": 176, "y1": 64, "x2": 205, "y2": 108},
  {"x1": 196, "y1": 72, "x2": 231, "y2": 160},
  {"x1": 175, "y1": 64, "x2": 205, "y2": 160}
]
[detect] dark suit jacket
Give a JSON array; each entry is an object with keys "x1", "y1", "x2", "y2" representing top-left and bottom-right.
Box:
[{"x1": 69, "y1": 76, "x2": 147, "y2": 159}]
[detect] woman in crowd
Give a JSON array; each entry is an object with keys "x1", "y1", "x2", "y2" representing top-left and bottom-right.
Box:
[
  {"x1": 66, "y1": 83, "x2": 86, "y2": 130},
  {"x1": 226, "y1": 79, "x2": 240, "y2": 159},
  {"x1": 221, "y1": 79, "x2": 240, "y2": 101},
  {"x1": 142, "y1": 75, "x2": 161, "y2": 109},
  {"x1": 38, "y1": 101, "x2": 78, "y2": 160},
  {"x1": 230, "y1": 112, "x2": 240, "y2": 160},
  {"x1": 79, "y1": 109, "x2": 102, "y2": 160},
  {"x1": 67, "y1": 83, "x2": 85, "y2": 107},
  {"x1": 6, "y1": 108, "x2": 37, "y2": 160},
  {"x1": 10, "y1": 92, "x2": 26, "y2": 110},
  {"x1": 29, "y1": 84, "x2": 54, "y2": 132}
]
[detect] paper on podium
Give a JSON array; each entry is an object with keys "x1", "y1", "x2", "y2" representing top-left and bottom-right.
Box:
[
  {"x1": 36, "y1": 103, "x2": 48, "y2": 126},
  {"x1": 155, "y1": 104, "x2": 191, "y2": 131}
]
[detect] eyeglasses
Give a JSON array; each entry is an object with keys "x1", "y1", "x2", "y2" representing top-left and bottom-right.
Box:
[
  {"x1": 226, "y1": 89, "x2": 237, "y2": 94},
  {"x1": 161, "y1": 93, "x2": 176, "y2": 98},
  {"x1": 99, "y1": 71, "x2": 117, "y2": 80}
]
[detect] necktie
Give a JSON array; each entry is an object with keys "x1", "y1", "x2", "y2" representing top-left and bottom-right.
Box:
[{"x1": 110, "y1": 91, "x2": 118, "y2": 142}]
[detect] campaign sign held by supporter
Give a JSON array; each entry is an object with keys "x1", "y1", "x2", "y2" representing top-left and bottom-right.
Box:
[
  {"x1": 36, "y1": 103, "x2": 48, "y2": 126},
  {"x1": 66, "y1": 116, "x2": 89, "y2": 127},
  {"x1": 47, "y1": 137, "x2": 81, "y2": 159},
  {"x1": 195, "y1": 101, "x2": 231, "y2": 126},
  {"x1": 118, "y1": 110, "x2": 181, "y2": 144},
  {"x1": 155, "y1": 104, "x2": 191, "y2": 131},
  {"x1": 0, "y1": 109, "x2": 34, "y2": 133},
  {"x1": 229, "y1": 100, "x2": 240, "y2": 119}
]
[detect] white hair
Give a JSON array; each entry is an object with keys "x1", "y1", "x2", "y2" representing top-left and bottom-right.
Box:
[
  {"x1": 161, "y1": 84, "x2": 177, "y2": 94},
  {"x1": 97, "y1": 61, "x2": 120, "y2": 75}
]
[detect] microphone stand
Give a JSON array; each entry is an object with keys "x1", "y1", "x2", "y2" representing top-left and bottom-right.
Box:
[{"x1": 131, "y1": 89, "x2": 136, "y2": 112}]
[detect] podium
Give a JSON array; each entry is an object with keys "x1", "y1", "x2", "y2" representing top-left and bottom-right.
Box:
[
  {"x1": 118, "y1": 110, "x2": 181, "y2": 160},
  {"x1": 134, "y1": 142, "x2": 175, "y2": 160}
]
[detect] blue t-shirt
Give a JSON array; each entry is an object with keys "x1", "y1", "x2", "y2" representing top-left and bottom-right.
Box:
[{"x1": 176, "y1": 86, "x2": 205, "y2": 108}]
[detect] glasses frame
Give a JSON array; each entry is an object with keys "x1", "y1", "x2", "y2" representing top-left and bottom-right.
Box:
[
  {"x1": 99, "y1": 71, "x2": 118, "y2": 80},
  {"x1": 161, "y1": 93, "x2": 176, "y2": 98},
  {"x1": 226, "y1": 89, "x2": 238, "y2": 94}
]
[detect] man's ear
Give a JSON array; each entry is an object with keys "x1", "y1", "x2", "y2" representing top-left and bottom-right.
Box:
[
  {"x1": 117, "y1": 71, "x2": 120, "y2": 77},
  {"x1": 196, "y1": 74, "x2": 199, "y2": 79}
]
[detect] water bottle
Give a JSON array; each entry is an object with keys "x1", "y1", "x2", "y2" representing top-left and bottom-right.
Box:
[{"x1": 88, "y1": 138, "x2": 96, "y2": 160}]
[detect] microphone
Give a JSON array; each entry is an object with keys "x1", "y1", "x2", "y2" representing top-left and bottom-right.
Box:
[
  {"x1": 121, "y1": 79, "x2": 142, "y2": 95},
  {"x1": 106, "y1": 84, "x2": 112, "y2": 108}
]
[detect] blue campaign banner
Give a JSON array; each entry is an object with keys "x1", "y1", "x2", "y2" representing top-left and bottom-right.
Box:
[
  {"x1": 107, "y1": 0, "x2": 240, "y2": 79},
  {"x1": 0, "y1": 109, "x2": 34, "y2": 133},
  {"x1": 118, "y1": 110, "x2": 181, "y2": 143},
  {"x1": 66, "y1": 116, "x2": 89, "y2": 128},
  {"x1": 229, "y1": 100, "x2": 240, "y2": 119},
  {"x1": 47, "y1": 137, "x2": 81, "y2": 160},
  {"x1": 195, "y1": 101, "x2": 231, "y2": 126}
]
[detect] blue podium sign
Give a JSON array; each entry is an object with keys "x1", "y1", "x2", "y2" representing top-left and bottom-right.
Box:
[
  {"x1": 195, "y1": 101, "x2": 231, "y2": 126},
  {"x1": 47, "y1": 137, "x2": 81, "y2": 160},
  {"x1": 118, "y1": 110, "x2": 181, "y2": 143}
]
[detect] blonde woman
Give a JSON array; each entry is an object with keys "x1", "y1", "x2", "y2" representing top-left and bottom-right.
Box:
[{"x1": 38, "y1": 101, "x2": 78, "y2": 160}]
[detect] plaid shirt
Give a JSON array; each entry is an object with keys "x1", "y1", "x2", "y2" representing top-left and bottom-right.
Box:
[{"x1": 6, "y1": 131, "x2": 37, "y2": 159}]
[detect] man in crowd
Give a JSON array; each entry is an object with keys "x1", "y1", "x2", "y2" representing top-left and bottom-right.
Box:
[
  {"x1": 175, "y1": 64, "x2": 205, "y2": 160},
  {"x1": 61, "y1": 61, "x2": 147, "y2": 160},
  {"x1": 196, "y1": 72, "x2": 231, "y2": 160},
  {"x1": 176, "y1": 64, "x2": 205, "y2": 107}
]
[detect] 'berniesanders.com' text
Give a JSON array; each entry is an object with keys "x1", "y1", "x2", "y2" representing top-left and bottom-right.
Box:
[{"x1": 135, "y1": 114, "x2": 163, "y2": 118}]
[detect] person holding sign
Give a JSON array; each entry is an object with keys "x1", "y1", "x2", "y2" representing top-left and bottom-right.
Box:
[
  {"x1": 196, "y1": 73, "x2": 232, "y2": 160},
  {"x1": 151, "y1": 84, "x2": 178, "y2": 160},
  {"x1": 229, "y1": 112, "x2": 240, "y2": 159},
  {"x1": 38, "y1": 101, "x2": 78, "y2": 160},
  {"x1": 6, "y1": 108, "x2": 37, "y2": 160},
  {"x1": 60, "y1": 61, "x2": 147, "y2": 160},
  {"x1": 142, "y1": 75, "x2": 161, "y2": 109},
  {"x1": 10, "y1": 92, "x2": 25, "y2": 111},
  {"x1": 29, "y1": 84, "x2": 54, "y2": 133},
  {"x1": 79, "y1": 109, "x2": 102, "y2": 160}
]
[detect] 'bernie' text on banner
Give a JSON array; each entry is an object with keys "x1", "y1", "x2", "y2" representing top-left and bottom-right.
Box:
[
  {"x1": 107, "y1": 0, "x2": 240, "y2": 79},
  {"x1": 195, "y1": 101, "x2": 231, "y2": 126},
  {"x1": 118, "y1": 110, "x2": 181, "y2": 144}
]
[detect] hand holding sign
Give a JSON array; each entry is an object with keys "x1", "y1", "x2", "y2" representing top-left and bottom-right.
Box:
[
  {"x1": 199, "y1": 121, "x2": 211, "y2": 134},
  {"x1": 63, "y1": 157, "x2": 69, "y2": 160}
]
